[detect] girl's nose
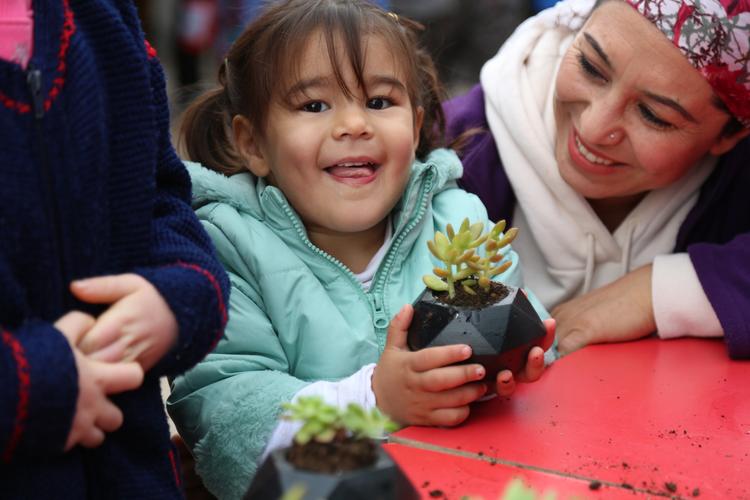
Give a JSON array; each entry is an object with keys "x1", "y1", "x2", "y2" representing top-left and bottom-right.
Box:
[{"x1": 332, "y1": 103, "x2": 373, "y2": 140}]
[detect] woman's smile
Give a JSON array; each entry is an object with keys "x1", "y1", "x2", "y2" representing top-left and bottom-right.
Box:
[{"x1": 566, "y1": 127, "x2": 621, "y2": 175}]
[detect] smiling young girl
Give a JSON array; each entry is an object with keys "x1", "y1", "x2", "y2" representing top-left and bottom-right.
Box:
[{"x1": 166, "y1": 0, "x2": 552, "y2": 497}]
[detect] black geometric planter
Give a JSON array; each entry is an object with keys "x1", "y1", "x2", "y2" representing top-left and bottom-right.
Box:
[
  {"x1": 244, "y1": 443, "x2": 418, "y2": 500},
  {"x1": 407, "y1": 285, "x2": 546, "y2": 379}
]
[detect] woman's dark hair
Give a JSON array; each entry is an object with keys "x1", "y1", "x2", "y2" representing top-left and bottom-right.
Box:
[
  {"x1": 179, "y1": 0, "x2": 450, "y2": 175},
  {"x1": 712, "y1": 96, "x2": 745, "y2": 138}
]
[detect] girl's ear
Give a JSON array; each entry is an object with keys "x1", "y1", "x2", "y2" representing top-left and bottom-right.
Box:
[
  {"x1": 232, "y1": 115, "x2": 270, "y2": 177},
  {"x1": 710, "y1": 128, "x2": 750, "y2": 156},
  {"x1": 413, "y1": 106, "x2": 425, "y2": 151}
]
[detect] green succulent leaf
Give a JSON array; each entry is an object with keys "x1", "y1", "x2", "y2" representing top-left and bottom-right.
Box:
[
  {"x1": 434, "y1": 231, "x2": 450, "y2": 254},
  {"x1": 424, "y1": 274, "x2": 449, "y2": 291},
  {"x1": 491, "y1": 219, "x2": 507, "y2": 238},
  {"x1": 469, "y1": 222, "x2": 484, "y2": 241},
  {"x1": 446, "y1": 223, "x2": 455, "y2": 240},
  {"x1": 427, "y1": 240, "x2": 443, "y2": 260}
]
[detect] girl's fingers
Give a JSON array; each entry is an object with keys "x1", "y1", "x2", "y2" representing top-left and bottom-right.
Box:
[
  {"x1": 410, "y1": 344, "x2": 472, "y2": 372},
  {"x1": 425, "y1": 382, "x2": 487, "y2": 410},
  {"x1": 541, "y1": 318, "x2": 556, "y2": 350},
  {"x1": 89, "y1": 333, "x2": 136, "y2": 362},
  {"x1": 496, "y1": 370, "x2": 517, "y2": 397},
  {"x1": 96, "y1": 360, "x2": 144, "y2": 394},
  {"x1": 70, "y1": 274, "x2": 142, "y2": 304},
  {"x1": 417, "y1": 363, "x2": 485, "y2": 392},
  {"x1": 95, "y1": 400, "x2": 125, "y2": 434},
  {"x1": 54, "y1": 311, "x2": 96, "y2": 346},
  {"x1": 122, "y1": 338, "x2": 153, "y2": 363},
  {"x1": 427, "y1": 406, "x2": 472, "y2": 427},
  {"x1": 80, "y1": 426, "x2": 106, "y2": 449},
  {"x1": 384, "y1": 304, "x2": 414, "y2": 350},
  {"x1": 78, "y1": 309, "x2": 125, "y2": 354},
  {"x1": 515, "y1": 346, "x2": 546, "y2": 383}
]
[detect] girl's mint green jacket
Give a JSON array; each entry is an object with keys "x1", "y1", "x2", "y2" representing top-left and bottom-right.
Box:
[{"x1": 167, "y1": 149, "x2": 547, "y2": 499}]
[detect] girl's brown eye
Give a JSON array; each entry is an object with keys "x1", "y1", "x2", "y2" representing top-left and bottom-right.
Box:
[
  {"x1": 301, "y1": 101, "x2": 329, "y2": 113},
  {"x1": 367, "y1": 97, "x2": 392, "y2": 110}
]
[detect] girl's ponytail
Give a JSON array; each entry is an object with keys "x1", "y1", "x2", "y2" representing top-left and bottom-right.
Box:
[{"x1": 178, "y1": 62, "x2": 245, "y2": 176}]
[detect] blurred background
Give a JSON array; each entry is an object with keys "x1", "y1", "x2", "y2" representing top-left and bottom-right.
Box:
[{"x1": 134, "y1": 0, "x2": 555, "y2": 124}]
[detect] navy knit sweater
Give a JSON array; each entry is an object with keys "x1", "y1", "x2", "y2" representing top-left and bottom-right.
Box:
[{"x1": 0, "y1": 1, "x2": 230, "y2": 498}]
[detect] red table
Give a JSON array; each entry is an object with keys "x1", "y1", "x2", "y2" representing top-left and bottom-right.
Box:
[{"x1": 386, "y1": 338, "x2": 750, "y2": 499}]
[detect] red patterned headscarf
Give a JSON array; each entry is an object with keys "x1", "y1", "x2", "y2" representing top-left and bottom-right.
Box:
[{"x1": 624, "y1": 0, "x2": 750, "y2": 127}]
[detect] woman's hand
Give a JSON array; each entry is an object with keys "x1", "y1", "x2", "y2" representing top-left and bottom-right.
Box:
[
  {"x1": 372, "y1": 305, "x2": 488, "y2": 427},
  {"x1": 552, "y1": 264, "x2": 656, "y2": 356}
]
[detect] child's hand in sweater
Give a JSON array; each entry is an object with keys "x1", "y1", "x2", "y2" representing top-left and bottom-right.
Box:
[
  {"x1": 71, "y1": 274, "x2": 178, "y2": 371},
  {"x1": 55, "y1": 311, "x2": 144, "y2": 450},
  {"x1": 372, "y1": 304, "x2": 488, "y2": 427}
]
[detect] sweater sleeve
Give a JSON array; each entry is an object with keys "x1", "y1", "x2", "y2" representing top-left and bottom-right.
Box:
[
  {"x1": 133, "y1": 52, "x2": 229, "y2": 377},
  {"x1": 652, "y1": 253, "x2": 723, "y2": 339},
  {"x1": 167, "y1": 268, "x2": 309, "y2": 500},
  {"x1": 688, "y1": 233, "x2": 750, "y2": 359},
  {"x1": 1, "y1": 321, "x2": 78, "y2": 462}
]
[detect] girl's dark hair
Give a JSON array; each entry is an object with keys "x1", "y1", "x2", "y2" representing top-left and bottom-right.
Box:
[{"x1": 179, "y1": 0, "x2": 450, "y2": 175}]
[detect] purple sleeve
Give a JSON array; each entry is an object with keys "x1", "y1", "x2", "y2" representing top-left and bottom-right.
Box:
[
  {"x1": 443, "y1": 85, "x2": 517, "y2": 223},
  {"x1": 689, "y1": 233, "x2": 750, "y2": 359}
]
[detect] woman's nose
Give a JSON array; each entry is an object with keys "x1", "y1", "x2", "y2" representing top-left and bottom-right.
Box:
[
  {"x1": 332, "y1": 103, "x2": 373, "y2": 140},
  {"x1": 579, "y1": 93, "x2": 625, "y2": 146}
]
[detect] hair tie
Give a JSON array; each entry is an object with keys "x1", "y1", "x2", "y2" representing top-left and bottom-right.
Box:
[{"x1": 386, "y1": 11, "x2": 399, "y2": 23}]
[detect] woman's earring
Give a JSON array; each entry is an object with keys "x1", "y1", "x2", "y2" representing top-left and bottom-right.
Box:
[{"x1": 608, "y1": 132, "x2": 616, "y2": 141}]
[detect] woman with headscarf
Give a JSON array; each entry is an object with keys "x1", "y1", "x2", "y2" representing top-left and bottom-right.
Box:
[{"x1": 445, "y1": 0, "x2": 750, "y2": 359}]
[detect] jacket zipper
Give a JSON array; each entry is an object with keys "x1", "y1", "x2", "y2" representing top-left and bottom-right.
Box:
[
  {"x1": 28, "y1": 66, "x2": 69, "y2": 309},
  {"x1": 368, "y1": 171, "x2": 434, "y2": 348},
  {"x1": 276, "y1": 169, "x2": 435, "y2": 350}
]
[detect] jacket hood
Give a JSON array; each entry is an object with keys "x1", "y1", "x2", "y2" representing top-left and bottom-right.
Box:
[{"x1": 184, "y1": 148, "x2": 462, "y2": 218}]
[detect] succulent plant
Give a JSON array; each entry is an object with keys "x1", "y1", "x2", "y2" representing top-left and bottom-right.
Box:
[
  {"x1": 282, "y1": 396, "x2": 398, "y2": 445},
  {"x1": 424, "y1": 218, "x2": 518, "y2": 299}
]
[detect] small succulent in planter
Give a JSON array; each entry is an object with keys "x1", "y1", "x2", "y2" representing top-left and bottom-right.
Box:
[
  {"x1": 407, "y1": 219, "x2": 546, "y2": 380},
  {"x1": 245, "y1": 397, "x2": 417, "y2": 500}
]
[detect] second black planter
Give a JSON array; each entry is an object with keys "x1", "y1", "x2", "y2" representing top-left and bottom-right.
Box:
[
  {"x1": 407, "y1": 284, "x2": 546, "y2": 379},
  {"x1": 245, "y1": 443, "x2": 417, "y2": 500}
]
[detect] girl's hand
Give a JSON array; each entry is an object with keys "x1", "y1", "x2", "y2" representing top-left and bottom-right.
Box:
[
  {"x1": 372, "y1": 304, "x2": 488, "y2": 427},
  {"x1": 495, "y1": 318, "x2": 556, "y2": 397},
  {"x1": 72, "y1": 274, "x2": 178, "y2": 371},
  {"x1": 552, "y1": 265, "x2": 655, "y2": 356},
  {"x1": 55, "y1": 311, "x2": 144, "y2": 451}
]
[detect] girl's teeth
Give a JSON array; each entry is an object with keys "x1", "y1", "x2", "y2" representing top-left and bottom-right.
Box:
[
  {"x1": 575, "y1": 136, "x2": 613, "y2": 165},
  {"x1": 336, "y1": 162, "x2": 372, "y2": 168}
]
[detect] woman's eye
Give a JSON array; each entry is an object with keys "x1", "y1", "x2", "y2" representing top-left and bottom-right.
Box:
[
  {"x1": 301, "y1": 101, "x2": 329, "y2": 113},
  {"x1": 638, "y1": 103, "x2": 673, "y2": 129},
  {"x1": 577, "y1": 52, "x2": 606, "y2": 81},
  {"x1": 367, "y1": 97, "x2": 393, "y2": 110}
]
